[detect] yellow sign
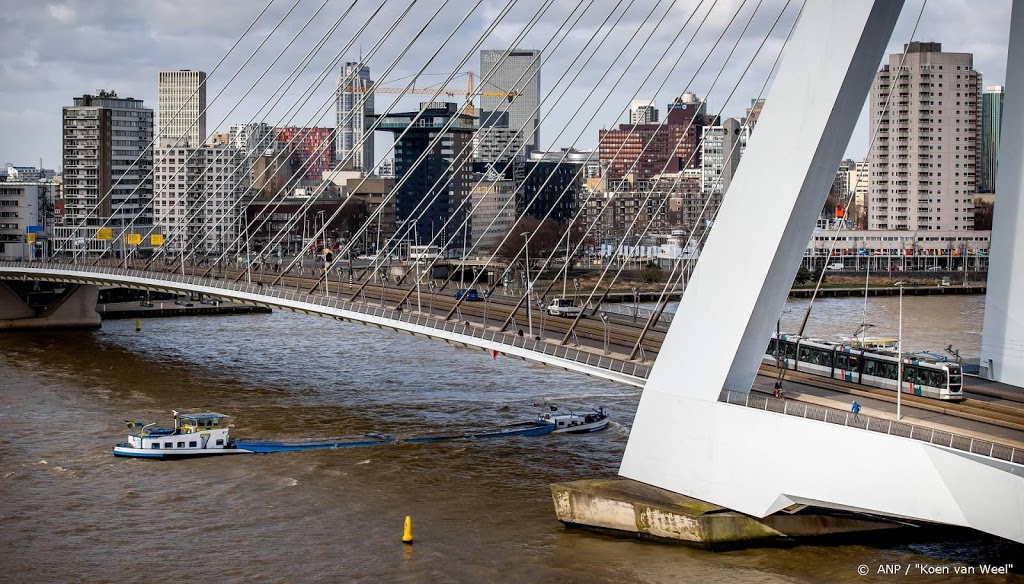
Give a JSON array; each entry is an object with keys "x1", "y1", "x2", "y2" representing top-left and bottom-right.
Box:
[
  {"x1": 150, "y1": 234, "x2": 164, "y2": 246},
  {"x1": 96, "y1": 227, "x2": 113, "y2": 241},
  {"x1": 126, "y1": 233, "x2": 142, "y2": 246},
  {"x1": 26, "y1": 233, "x2": 36, "y2": 244}
]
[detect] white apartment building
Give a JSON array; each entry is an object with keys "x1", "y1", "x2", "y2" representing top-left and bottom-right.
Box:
[
  {"x1": 700, "y1": 118, "x2": 743, "y2": 196},
  {"x1": 158, "y1": 70, "x2": 207, "y2": 148},
  {"x1": 868, "y1": 42, "x2": 978, "y2": 231},
  {"x1": 58, "y1": 90, "x2": 154, "y2": 255},
  {"x1": 629, "y1": 99, "x2": 659, "y2": 124},
  {"x1": 154, "y1": 143, "x2": 242, "y2": 254},
  {"x1": 0, "y1": 181, "x2": 53, "y2": 259}
]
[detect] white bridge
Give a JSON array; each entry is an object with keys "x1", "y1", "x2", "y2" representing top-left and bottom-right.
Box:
[{"x1": 2, "y1": 0, "x2": 1023, "y2": 546}]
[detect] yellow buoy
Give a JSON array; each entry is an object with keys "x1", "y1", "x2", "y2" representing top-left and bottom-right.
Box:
[
  {"x1": 402, "y1": 515, "x2": 413, "y2": 544},
  {"x1": 135, "y1": 318, "x2": 141, "y2": 332}
]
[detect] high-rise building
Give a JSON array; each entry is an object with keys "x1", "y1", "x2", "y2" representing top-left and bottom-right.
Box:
[
  {"x1": 979, "y1": 84, "x2": 1004, "y2": 193},
  {"x1": 372, "y1": 102, "x2": 476, "y2": 245},
  {"x1": 478, "y1": 49, "x2": 541, "y2": 162},
  {"x1": 335, "y1": 62, "x2": 374, "y2": 172},
  {"x1": 58, "y1": 90, "x2": 154, "y2": 253},
  {"x1": 629, "y1": 100, "x2": 659, "y2": 125},
  {"x1": 599, "y1": 94, "x2": 703, "y2": 181},
  {"x1": 868, "y1": 42, "x2": 978, "y2": 231},
  {"x1": 157, "y1": 70, "x2": 207, "y2": 148},
  {"x1": 700, "y1": 118, "x2": 743, "y2": 196}
]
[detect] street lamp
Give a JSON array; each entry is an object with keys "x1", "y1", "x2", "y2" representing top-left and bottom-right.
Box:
[
  {"x1": 600, "y1": 312, "x2": 610, "y2": 355},
  {"x1": 895, "y1": 281, "x2": 905, "y2": 421},
  {"x1": 632, "y1": 286, "x2": 639, "y2": 323},
  {"x1": 521, "y1": 231, "x2": 533, "y2": 337}
]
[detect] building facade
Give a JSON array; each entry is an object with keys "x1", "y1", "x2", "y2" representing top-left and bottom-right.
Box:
[
  {"x1": 470, "y1": 172, "x2": 516, "y2": 251},
  {"x1": 629, "y1": 99, "x2": 659, "y2": 124},
  {"x1": 0, "y1": 180, "x2": 54, "y2": 259},
  {"x1": 335, "y1": 62, "x2": 374, "y2": 172},
  {"x1": 512, "y1": 149, "x2": 588, "y2": 223},
  {"x1": 372, "y1": 102, "x2": 476, "y2": 246},
  {"x1": 154, "y1": 143, "x2": 242, "y2": 254},
  {"x1": 274, "y1": 127, "x2": 335, "y2": 182},
  {"x1": 598, "y1": 97, "x2": 703, "y2": 181},
  {"x1": 979, "y1": 84, "x2": 1004, "y2": 193},
  {"x1": 58, "y1": 90, "x2": 154, "y2": 254},
  {"x1": 478, "y1": 49, "x2": 541, "y2": 162},
  {"x1": 868, "y1": 42, "x2": 978, "y2": 231},
  {"x1": 700, "y1": 118, "x2": 743, "y2": 196},
  {"x1": 158, "y1": 70, "x2": 207, "y2": 148}
]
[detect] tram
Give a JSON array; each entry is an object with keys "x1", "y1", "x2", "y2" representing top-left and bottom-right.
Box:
[{"x1": 764, "y1": 333, "x2": 964, "y2": 401}]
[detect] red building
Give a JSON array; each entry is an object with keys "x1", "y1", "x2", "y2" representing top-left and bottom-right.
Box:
[
  {"x1": 274, "y1": 127, "x2": 335, "y2": 181},
  {"x1": 598, "y1": 101, "x2": 703, "y2": 180}
]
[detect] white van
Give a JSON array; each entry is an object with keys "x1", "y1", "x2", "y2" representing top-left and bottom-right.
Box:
[{"x1": 826, "y1": 263, "x2": 844, "y2": 271}]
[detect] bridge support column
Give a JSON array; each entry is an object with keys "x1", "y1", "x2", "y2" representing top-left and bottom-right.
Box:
[
  {"x1": 982, "y1": 0, "x2": 1024, "y2": 386},
  {"x1": 0, "y1": 283, "x2": 101, "y2": 331}
]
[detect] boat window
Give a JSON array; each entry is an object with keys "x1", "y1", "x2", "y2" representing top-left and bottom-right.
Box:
[
  {"x1": 152, "y1": 443, "x2": 160, "y2": 449},
  {"x1": 189, "y1": 441, "x2": 197, "y2": 448},
  {"x1": 164, "y1": 442, "x2": 173, "y2": 448},
  {"x1": 215, "y1": 439, "x2": 224, "y2": 446}
]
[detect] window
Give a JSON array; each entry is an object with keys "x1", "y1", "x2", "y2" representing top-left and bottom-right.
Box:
[
  {"x1": 215, "y1": 439, "x2": 224, "y2": 446},
  {"x1": 164, "y1": 442, "x2": 173, "y2": 448},
  {"x1": 177, "y1": 442, "x2": 185, "y2": 448},
  {"x1": 152, "y1": 443, "x2": 160, "y2": 449},
  {"x1": 189, "y1": 441, "x2": 197, "y2": 447}
]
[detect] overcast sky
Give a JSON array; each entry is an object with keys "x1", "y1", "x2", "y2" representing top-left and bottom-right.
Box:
[{"x1": 0, "y1": 0, "x2": 1012, "y2": 171}]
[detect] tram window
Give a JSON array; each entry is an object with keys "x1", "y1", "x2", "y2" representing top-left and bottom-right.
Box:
[
  {"x1": 767, "y1": 339, "x2": 777, "y2": 355},
  {"x1": 881, "y1": 363, "x2": 898, "y2": 380},
  {"x1": 836, "y1": 354, "x2": 848, "y2": 369},
  {"x1": 799, "y1": 347, "x2": 813, "y2": 362},
  {"x1": 783, "y1": 342, "x2": 796, "y2": 359},
  {"x1": 864, "y1": 359, "x2": 877, "y2": 376}
]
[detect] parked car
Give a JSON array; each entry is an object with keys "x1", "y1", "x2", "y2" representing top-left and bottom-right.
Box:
[
  {"x1": 927, "y1": 266, "x2": 945, "y2": 272},
  {"x1": 826, "y1": 263, "x2": 844, "y2": 271},
  {"x1": 455, "y1": 288, "x2": 482, "y2": 302}
]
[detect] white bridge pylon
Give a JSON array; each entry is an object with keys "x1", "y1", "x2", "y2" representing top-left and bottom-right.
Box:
[{"x1": 620, "y1": 0, "x2": 1024, "y2": 545}]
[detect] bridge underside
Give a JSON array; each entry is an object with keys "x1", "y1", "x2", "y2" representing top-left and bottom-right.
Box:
[{"x1": 0, "y1": 281, "x2": 101, "y2": 330}]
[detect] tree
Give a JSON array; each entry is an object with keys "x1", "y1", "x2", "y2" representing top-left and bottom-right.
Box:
[
  {"x1": 641, "y1": 261, "x2": 662, "y2": 284},
  {"x1": 793, "y1": 265, "x2": 813, "y2": 286}
]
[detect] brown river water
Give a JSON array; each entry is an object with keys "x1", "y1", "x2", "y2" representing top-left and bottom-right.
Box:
[{"x1": 1, "y1": 295, "x2": 1021, "y2": 582}]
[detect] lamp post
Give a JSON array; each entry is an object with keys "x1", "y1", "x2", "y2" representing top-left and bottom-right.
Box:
[
  {"x1": 632, "y1": 286, "x2": 639, "y2": 323},
  {"x1": 896, "y1": 281, "x2": 905, "y2": 421},
  {"x1": 521, "y1": 231, "x2": 533, "y2": 337},
  {"x1": 600, "y1": 312, "x2": 609, "y2": 355}
]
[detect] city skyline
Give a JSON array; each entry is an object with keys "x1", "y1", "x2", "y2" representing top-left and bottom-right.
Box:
[{"x1": 0, "y1": 1, "x2": 1012, "y2": 172}]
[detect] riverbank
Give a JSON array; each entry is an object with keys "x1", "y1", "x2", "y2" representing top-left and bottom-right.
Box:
[{"x1": 97, "y1": 300, "x2": 271, "y2": 320}]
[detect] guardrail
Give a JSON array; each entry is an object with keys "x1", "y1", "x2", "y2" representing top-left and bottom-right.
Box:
[
  {"x1": 718, "y1": 388, "x2": 1024, "y2": 466},
  {"x1": 598, "y1": 302, "x2": 675, "y2": 325},
  {"x1": 0, "y1": 261, "x2": 653, "y2": 382}
]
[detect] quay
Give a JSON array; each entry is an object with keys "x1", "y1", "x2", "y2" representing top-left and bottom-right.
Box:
[
  {"x1": 788, "y1": 284, "x2": 986, "y2": 298},
  {"x1": 97, "y1": 300, "x2": 272, "y2": 320}
]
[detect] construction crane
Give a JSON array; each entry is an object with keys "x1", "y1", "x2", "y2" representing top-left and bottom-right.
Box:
[{"x1": 343, "y1": 72, "x2": 520, "y2": 116}]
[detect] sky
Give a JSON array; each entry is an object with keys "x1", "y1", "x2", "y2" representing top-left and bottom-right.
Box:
[{"x1": 0, "y1": 0, "x2": 1012, "y2": 171}]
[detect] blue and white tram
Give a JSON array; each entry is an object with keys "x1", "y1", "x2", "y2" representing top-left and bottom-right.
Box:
[{"x1": 764, "y1": 333, "x2": 963, "y2": 402}]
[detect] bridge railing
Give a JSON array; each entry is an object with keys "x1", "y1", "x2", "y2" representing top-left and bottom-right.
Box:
[
  {"x1": 718, "y1": 388, "x2": 1024, "y2": 466},
  {"x1": 2, "y1": 261, "x2": 652, "y2": 382},
  {"x1": 598, "y1": 302, "x2": 675, "y2": 325}
]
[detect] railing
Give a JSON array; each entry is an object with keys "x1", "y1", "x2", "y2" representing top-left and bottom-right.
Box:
[
  {"x1": 718, "y1": 388, "x2": 1024, "y2": 466},
  {"x1": 0, "y1": 261, "x2": 652, "y2": 382},
  {"x1": 598, "y1": 302, "x2": 675, "y2": 325}
]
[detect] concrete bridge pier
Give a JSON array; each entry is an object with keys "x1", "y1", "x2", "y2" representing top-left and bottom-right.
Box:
[{"x1": 0, "y1": 282, "x2": 101, "y2": 331}]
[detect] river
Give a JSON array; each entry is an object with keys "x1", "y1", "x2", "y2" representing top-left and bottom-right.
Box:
[{"x1": 1, "y1": 295, "x2": 1020, "y2": 582}]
